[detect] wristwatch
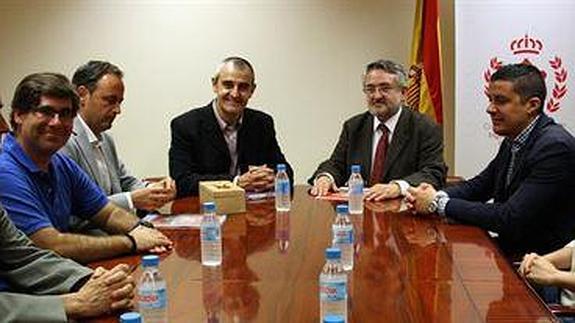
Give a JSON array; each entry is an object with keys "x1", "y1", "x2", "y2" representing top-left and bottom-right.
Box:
[
  {"x1": 138, "y1": 219, "x2": 155, "y2": 229},
  {"x1": 130, "y1": 219, "x2": 155, "y2": 231},
  {"x1": 427, "y1": 191, "x2": 449, "y2": 214}
]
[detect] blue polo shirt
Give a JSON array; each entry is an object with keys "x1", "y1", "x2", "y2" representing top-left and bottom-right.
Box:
[{"x1": 0, "y1": 134, "x2": 108, "y2": 235}]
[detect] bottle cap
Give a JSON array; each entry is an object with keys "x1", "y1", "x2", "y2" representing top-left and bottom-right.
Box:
[
  {"x1": 142, "y1": 255, "x2": 160, "y2": 267},
  {"x1": 325, "y1": 247, "x2": 341, "y2": 260},
  {"x1": 336, "y1": 204, "x2": 348, "y2": 214},
  {"x1": 276, "y1": 163, "x2": 286, "y2": 171},
  {"x1": 120, "y1": 312, "x2": 142, "y2": 323},
  {"x1": 351, "y1": 164, "x2": 361, "y2": 173},
  {"x1": 203, "y1": 202, "x2": 216, "y2": 214},
  {"x1": 323, "y1": 315, "x2": 345, "y2": 323}
]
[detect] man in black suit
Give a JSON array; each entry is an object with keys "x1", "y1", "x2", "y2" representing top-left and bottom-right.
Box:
[
  {"x1": 169, "y1": 57, "x2": 293, "y2": 197},
  {"x1": 309, "y1": 59, "x2": 446, "y2": 201},
  {"x1": 407, "y1": 64, "x2": 575, "y2": 258}
]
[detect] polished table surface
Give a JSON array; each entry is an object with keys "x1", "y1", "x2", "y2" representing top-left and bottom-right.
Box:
[{"x1": 88, "y1": 186, "x2": 557, "y2": 322}]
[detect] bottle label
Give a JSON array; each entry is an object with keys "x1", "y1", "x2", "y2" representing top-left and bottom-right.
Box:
[
  {"x1": 202, "y1": 226, "x2": 220, "y2": 242},
  {"x1": 333, "y1": 228, "x2": 353, "y2": 244},
  {"x1": 276, "y1": 180, "x2": 290, "y2": 194},
  {"x1": 139, "y1": 287, "x2": 167, "y2": 309},
  {"x1": 349, "y1": 182, "x2": 363, "y2": 194},
  {"x1": 320, "y1": 281, "x2": 347, "y2": 301}
]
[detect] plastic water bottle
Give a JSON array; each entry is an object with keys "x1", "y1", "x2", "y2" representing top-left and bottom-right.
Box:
[
  {"x1": 138, "y1": 255, "x2": 167, "y2": 323},
  {"x1": 332, "y1": 204, "x2": 353, "y2": 271},
  {"x1": 319, "y1": 247, "x2": 347, "y2": 322},
  {"x1": 201, "y1": 202, "x2": 222, "y2": 266},
  {"x1": 324, "y1": 315, "x2": 345, "y2": 323},
  {"x1": 275, "y1": 163, "x2": 291, "y2": 211},
  {"x1": 120, "y1": 312, "x2": 142, "y2": 323},
  {"x1": 348, "y1": 165, "x2": 364, "y2": 214}
]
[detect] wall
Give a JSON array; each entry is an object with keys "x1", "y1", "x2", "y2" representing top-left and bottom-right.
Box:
[{"x1": 0, "y1": 0, "x2": 445, "y2": 183}]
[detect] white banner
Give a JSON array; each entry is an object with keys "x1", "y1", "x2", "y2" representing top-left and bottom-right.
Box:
[{"x1": 455, "y1": 0, "x2": 575, "y2": 178}]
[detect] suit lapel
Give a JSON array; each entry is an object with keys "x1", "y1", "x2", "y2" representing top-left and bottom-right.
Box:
[
  {"x1": 359, "y1": 114, "x2": 374, "y2": 179},
  {"x1": 204, "y1": 106, "x2": 231, "y2": 160},
  {"x1": 71, "y1": 118, "x2": 101, "y2": 181},
  {"x1": 382, "y1": 108, "x2": 410, "y2": 179}
]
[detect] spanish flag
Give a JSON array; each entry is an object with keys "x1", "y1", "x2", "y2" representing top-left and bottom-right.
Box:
[{"x1": 406, "y1": 0, "x2": 443, "y2": 124}]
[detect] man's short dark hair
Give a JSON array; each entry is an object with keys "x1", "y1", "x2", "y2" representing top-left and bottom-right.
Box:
[
  {"x1": 212, "y1": 56, "x2": 256, "y2": 85},
  {"x1": 10, "y1": 72, "x2": 79, "y2": 130},
  {"x1": 72, "y1": 60, "x2": 123, "y2": 92},
  {"x1": 364, "y1": 59, "x2": 408, "y2": 88},
  {"x1": 491, "y1": 63, "x2": 547, "y2": 112}
]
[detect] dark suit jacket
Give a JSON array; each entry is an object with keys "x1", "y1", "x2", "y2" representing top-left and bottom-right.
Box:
[
  {"x1": 309, "y1": 107, "x2": 446, "y2": 188},
  {"x1": 169, "y1": 102, "x2": 293, "y2": 197},
  {"x1": 445, "y1": 114, "x2": 575, "y2": 257}
]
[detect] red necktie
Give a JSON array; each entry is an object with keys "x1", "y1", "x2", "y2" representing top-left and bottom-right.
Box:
[{"x1": 370, "y1": 124, "x2": 389, "y2": 185}]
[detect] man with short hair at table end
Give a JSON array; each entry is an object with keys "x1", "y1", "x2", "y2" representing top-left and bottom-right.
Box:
[
  {"x1": 0, "y1": 72, "x2": 173, "y2": 264},
  {"x1": 169, "y1": 56, "x2": 293, "y2": 197},
  {"x1": 406, "y1": 63, "x2": 575, "y2": 258},
  {"x1": 308, "y1": 59, "x2": 446, "y2": 200},
  {"x1": 0, "y1": 204, "x2": 135, "y2": 321},
  {"x1": 61, "y1": 60, "x2": 176, "y2": 213}
]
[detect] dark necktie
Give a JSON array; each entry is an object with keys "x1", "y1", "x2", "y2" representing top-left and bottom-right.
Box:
[{"x1": 370, "y1": 124, "x2": 389, "y2": 185}]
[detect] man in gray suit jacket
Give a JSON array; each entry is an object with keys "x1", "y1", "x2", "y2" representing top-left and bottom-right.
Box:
[
  {"x1": 61, "y1": 61, "x2": 176, "y2": 212},
  {"x1": 0, "y1": 204, "x2": 135, "y2": 321},
  {"x1": 309, "y1": 59, "x2": 446, "y2": 200}
]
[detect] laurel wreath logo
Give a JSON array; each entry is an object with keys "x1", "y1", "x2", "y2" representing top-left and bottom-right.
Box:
[{"x1": 483, "y1": 56, "x2": 568, "y2": 113}]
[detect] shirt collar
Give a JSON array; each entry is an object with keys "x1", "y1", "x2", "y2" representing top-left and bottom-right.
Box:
[
  {"x1": 212, "y1": 100, "x2": 243, "y2": 131},
  {"x1": 77, "y1": 115, "x2": 100, "y2": 144},
  {"x1": 373, "y1": 106, "x2": 402, "y2": 134},
  {"x1": 3, "y1": 133, "x2": 43, "y2": 173},
  {"x1": 511, "y1": 115, "x2": 540, "y2": 150}
]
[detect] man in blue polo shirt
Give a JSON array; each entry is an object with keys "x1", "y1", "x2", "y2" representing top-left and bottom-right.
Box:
[{"x1": 0, "y1": 72, "x2": 173, "y2": 263}]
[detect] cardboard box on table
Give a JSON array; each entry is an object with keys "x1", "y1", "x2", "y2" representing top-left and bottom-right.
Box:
[{"x1": 199, "y1": 181, "x2": 246, "y2": 214}]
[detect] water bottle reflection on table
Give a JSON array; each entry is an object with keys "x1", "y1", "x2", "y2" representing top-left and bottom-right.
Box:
[
  {"x1": 275, "y1": 210, "x2": 290, "y2": 253},
  {"x1": 202, "y1": 265, "x2": 223, "y2": 323}
]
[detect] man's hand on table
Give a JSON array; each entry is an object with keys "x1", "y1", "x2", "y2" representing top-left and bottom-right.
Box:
[
  {"x1": 130, "y1": 225, "x2": 173, "y2": 253},
  {"x1": 63, "y1": 264, "x2": 135, "y2": 318}
]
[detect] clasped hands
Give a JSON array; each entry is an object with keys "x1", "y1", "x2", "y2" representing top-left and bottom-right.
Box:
[
  {"x1": 64, "y1": 264, "x2": 135, "y2": 318},
  {"x1": 518, "y1": 253, "x2": 563, "y2": 286},
  {"x1": 131, "y1": 176, "x2": 177, "y2": 210},
  {"x1": 237, "y1": 164, "x2": 275, "y2": 192}
]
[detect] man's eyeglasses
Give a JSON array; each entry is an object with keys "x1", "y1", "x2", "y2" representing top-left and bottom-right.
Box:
[
  {"x1": 33, "y1": 105, "x2": 76, "y2": 122},
  {"x1": 363, "y1": 85, "x2": 399, "y2": 96}
]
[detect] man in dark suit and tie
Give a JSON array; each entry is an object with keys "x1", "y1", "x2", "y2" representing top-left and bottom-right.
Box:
[
  {"x1": 309, "y1": 59, "x2": 446, "y2": 201},
  {"x1": 169, "y1": 57, "x2": 293, "y2": 197},
  {"x1": 406, "y1": 64, "x2": 575, "y2": 258}
]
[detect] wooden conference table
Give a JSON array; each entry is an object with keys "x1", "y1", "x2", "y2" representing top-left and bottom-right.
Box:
[{"x1": 88, "y1": 186, "x2": 557, "y2": 322}]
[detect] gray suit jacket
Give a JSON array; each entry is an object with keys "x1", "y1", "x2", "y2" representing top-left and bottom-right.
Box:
[
  {"x1": 309, "y1": 107, "x2": 446, "y2": 188},
  {"x1": 0, "y1": 205, "x2": 92, "y2": 322},
  {"x1": 61, "y1": 117, "x2": 145, "y2": 210}
]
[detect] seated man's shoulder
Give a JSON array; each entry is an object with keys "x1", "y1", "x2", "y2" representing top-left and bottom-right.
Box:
[
  {"x1": 538, "y1": 119, "x2": 575, "y2": 149},
  {"x1": 171, "y1": 105, "x2": 210, "y2": 127},
  {"x1": 342, "y1": 111, "x2": 372, "y2": 129}
]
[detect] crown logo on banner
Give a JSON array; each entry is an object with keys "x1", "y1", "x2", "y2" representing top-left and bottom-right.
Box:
[
  {"x1": 510, "y1": 34, "x2": 543, "y2": 55},
  {"x1": 483, "y1": 33, "x2": 568, "y2": 115}
]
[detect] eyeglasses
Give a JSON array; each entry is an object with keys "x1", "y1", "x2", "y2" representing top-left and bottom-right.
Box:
[
  {"x1": 33, "y1": 105, "x2": 76, "y2": 122},
  {"x1": 363, "y1": 85, "x2": 399, "y2": 96}
]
